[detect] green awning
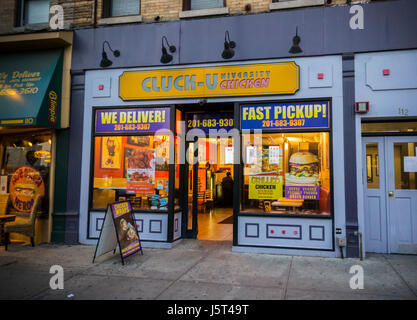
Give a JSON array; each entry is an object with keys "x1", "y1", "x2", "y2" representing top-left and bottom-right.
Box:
[{"x1": 0, "y1": 49, "x2": 63, "y2": 128}]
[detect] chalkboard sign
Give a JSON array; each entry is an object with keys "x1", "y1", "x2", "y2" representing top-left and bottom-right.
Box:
[{"x1": 93, "y1": 201, "x2": 143, "y2": 265}]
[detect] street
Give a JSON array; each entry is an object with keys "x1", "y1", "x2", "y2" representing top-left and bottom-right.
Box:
[{"x1": 0, "y1": 240, "x2": 416, "y2": 300}]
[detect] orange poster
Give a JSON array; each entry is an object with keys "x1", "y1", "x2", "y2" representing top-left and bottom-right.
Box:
[{"x1": 9, "y1": 166, "x2": 45, "y2": 213}]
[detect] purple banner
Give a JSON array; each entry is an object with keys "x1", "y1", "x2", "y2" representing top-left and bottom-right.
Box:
[
  {"x1": 285, "y1": 185, "x2": 320, "y2": 200},
  {"x1": 95, "y1": 108, "x2": 170, "y2": 134}
]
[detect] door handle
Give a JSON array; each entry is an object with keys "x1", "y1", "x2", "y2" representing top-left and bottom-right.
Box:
[{"x1": 388, "y1": 191, "x2": 394, "y2": 198}]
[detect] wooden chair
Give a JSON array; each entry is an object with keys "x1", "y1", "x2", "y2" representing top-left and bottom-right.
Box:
[{"x1": 4, "y1": 195, "x2": 42, "y2": 251}]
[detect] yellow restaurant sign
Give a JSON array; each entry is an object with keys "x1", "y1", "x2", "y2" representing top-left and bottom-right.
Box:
[{"x1": 119, "y1": 62, "x2": 299, "y2": 100}]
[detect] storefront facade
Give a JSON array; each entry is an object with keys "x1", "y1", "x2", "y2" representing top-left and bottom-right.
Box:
[
  {"x1": 78, "y1": 56, "x2": 345, "y2": 257},
  {"x1": 69, "y1": 0, "x2": 417, "y2": 257},
  {"x1": 0, "y1": 32, "x2": 73, "y2": 244},
  {"x1": 355, "y1": 49, "x2": 417, "y2": 256}
]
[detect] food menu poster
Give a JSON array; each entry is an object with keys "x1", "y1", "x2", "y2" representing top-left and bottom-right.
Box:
[
  {"x1": 126, "y1": 168, "x2": 155, "y2": 195},
  {"x1": 285, "y1": 185, "x2": 320, "y2": 200},
  {"x1": 248, "y1": 175, "x2": 283, "y2": 200},
  {"x1": 240, "y1": 102, "x2": 329, "y2": 130},
  {"x1": 269, "y1": 146, "x2": 280, "y2": 164},
  {"x1": 95, "y1": 108, "x2": 170, "y2": 134},
  {"x1": 111, "y1": 201, "x2": 142, "y2": 259}
]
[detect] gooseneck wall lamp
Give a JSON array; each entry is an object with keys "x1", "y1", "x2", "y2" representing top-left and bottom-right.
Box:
[
  {"x1": 100, "y1": 40, "x2": 120, "y2": 68},
  {"x1": 222, "y1": 31, "x2": 236, "y2": 59},
  {"x1": 160, "y1": 36, "x2": 176, "y2": 64},
  {"x1": 289, "y1": 27, "x2": 302, "y2": 54}
]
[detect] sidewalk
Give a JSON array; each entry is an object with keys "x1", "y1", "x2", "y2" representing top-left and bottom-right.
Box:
[{"x1": 0, "y1": 240, "x2": 416, "y2": 300}]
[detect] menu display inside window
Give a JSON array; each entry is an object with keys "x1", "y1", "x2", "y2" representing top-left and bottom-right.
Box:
[
  {"x1": 92, "y1": 134, "x2": 170, "y2": 211},
  {"x1": 243, "y1": 131, "x2": 331, "y2": 216}
]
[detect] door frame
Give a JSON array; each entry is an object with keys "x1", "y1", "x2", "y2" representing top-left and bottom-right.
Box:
[
  {"x1": 362, "y1": 136, "x2": 389, "y2": 253},
  {"x1": 362, "y1": 135, "x2": 417, "y2": 254},
  {"x1": 183, "y1": 138, "x2": 199, "y2": 239},
  {"x1": 384, "y1": 135, "x2": 417, "y2": 254}
]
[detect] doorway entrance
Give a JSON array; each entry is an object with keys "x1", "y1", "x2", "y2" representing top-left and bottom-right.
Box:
[
  {"x1": 183, "y1": 108, "x2": 235, "y2": 241},
  {"x1": 362, "y1": 136, "x2": 417, "y2": 254}
]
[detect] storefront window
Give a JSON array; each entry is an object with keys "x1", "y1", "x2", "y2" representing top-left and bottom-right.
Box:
[
  {"x1": 92, "y1": 135, "x2": 170, "y2": 211},
  {"x1": 242, "y1": 131, "x2": 331, "y2": 216},
  {"x1": 1, "y1": 132, "x2": 52, "y2": 215},
  {"x1": 92, "y1": 107, "x2": 171, "y2": 211}
]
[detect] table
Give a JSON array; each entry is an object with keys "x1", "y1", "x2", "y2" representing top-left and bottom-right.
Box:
[{"x1": 0, "y1": 215, "x2": 16, "y2": 245}]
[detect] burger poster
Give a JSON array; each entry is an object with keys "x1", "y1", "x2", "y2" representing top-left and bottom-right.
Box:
[
  {"x1": 248, "y1": 173, "x2": 283, "y2": 200},
  {"x1": 9, "y1": 166, "x2": 45, "y2": 213},
  {"x1": 285, "y1": 151, "x2": 320, "y2": 200}
]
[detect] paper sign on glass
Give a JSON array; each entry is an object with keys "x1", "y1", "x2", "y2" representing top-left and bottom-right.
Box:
[
  {"x1": 269, "y1": 146, "x2": 280, "y2": 164},
  {"x1": 404, "y1": 156, "x2": 417, "y2": 172}
]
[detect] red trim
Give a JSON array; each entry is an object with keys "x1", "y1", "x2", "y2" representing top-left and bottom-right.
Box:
[{"x1": 355, "y1": 102, "x2": 369, "y2": 113}]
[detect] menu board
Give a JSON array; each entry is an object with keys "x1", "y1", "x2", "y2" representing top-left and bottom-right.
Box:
[
  {"x1": 248, "y1": 174, "x2": 283, "y2": 200},
  {"x1": 93, "y1": 201, "x2": 143, "y2": 265}
]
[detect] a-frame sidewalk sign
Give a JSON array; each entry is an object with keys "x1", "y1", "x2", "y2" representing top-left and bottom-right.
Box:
[{"x1": 93, "y1": 200, "x2": 143, "y2": 265}]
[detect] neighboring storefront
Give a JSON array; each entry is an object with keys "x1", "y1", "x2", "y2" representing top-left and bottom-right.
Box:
[
  {"x1": 0, "y1": 32, "x2": 73, "y2": 244},
  {"x1": 355, "y1": 49, "x2": 417, "y2": 256},
  {"x1": 79, "y1": 56, "x2": 346, "y2": 257}
]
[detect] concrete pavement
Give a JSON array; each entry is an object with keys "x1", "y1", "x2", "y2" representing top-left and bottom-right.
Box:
[{"x1": 0, "y1": 240, "x2": 416, "y2": 300}]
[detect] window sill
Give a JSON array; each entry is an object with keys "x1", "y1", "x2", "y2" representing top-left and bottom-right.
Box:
[
  {"x1": 11, "y1": 24, "x2": 50, "y2": 33},
  {"x1": 97, "y1": 15, "x2": 142, "y2": 26},
  {"x1": 179, "y1": 7, "x2": 229, "y2": 19},
  {"x1": 239, "y1": 211, "x2": 332, "y2": 219},
  {"x1": 269, "y1": 0, "x2": 325, "y2": 11}
]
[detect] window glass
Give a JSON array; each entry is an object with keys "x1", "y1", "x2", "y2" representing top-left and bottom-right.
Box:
[
  {"x1": 190, "y1": 0, "x2": 223, "y2": 10},
  {"x1": 394, "y1": 142, "x2": 417, "y2": 190},
  {"x1": 92, "y1": 135, "x2": 170, "y2": 211},
  {"x1": 362, "y1": 122, "x2": 417, "y2": 134},
  {"x1": 111, "y1": 0, "x2": 140, "y2": 16},
  {"x1": 25, "y1": 0, "x2": 50, "y2": 25},
  {"x1": 1, "y1": 132, "x2": 52, "y2": 215},
  {"x1": 366, "y1": 143, "x2": 379, "y2": 189},
  {"x1": 242, "y1": 132, "x2": 331, "y2": 216}
]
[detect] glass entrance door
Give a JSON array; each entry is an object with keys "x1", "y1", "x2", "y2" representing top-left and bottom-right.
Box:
[
  {"x1": 184, "y1": 137, "x2": 234, "y2": 240},
  {"x1": 363, "y1": 136, "x2": 417, "y2": 254}
]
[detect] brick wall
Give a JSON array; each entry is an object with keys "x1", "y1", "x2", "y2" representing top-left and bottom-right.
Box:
[
  {"x1": 0, "y1": 0, "x2": 360, "y2": 35},
  {"x1": 51, "y1": 0, "x2": 95, "y2": 28},
  {"x1": 141, "y1": 0, "x2": 182, "y2": 22},
  {"x1": 0, "y1": 0, "x2": 16, "y2": 34}
]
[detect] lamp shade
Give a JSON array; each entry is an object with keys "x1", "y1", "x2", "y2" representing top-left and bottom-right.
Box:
[
  {"x1": 160, "y1": 46, "x2": 173, "y2": 64},
  {"x1": 100, "y1": 51, "x2": 112, "y2": 68}
]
